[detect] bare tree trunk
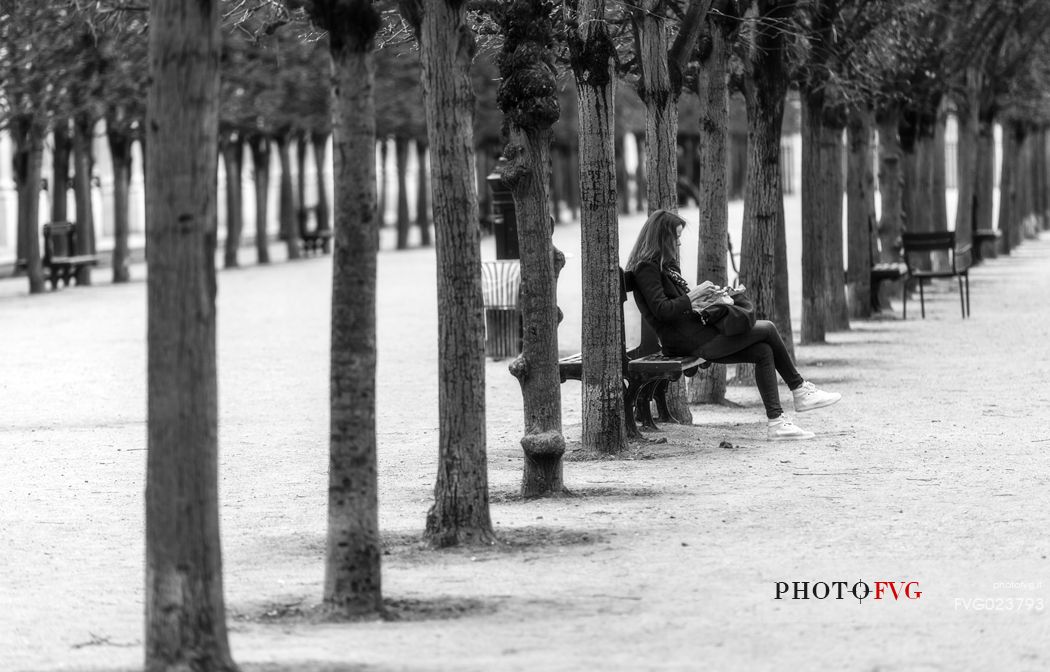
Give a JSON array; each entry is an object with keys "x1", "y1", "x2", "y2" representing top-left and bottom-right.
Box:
[
  {"x1": 248, "y1": 135, "x2": 272, "y2": 264},
  {"x1": 773, "y1": 193, "x2": 794, "y2": 356},
  {"x1": 72, "y1": 113, "x2": 96, "y2": 286},
  {"x1": 312, "y1": 131, "x2": 331, "y2": 241},
  {"x1": 876, "y1": 109, "x2": 903, "y2": 260},
  {"x1": 846, "y1": 108, "x2": 875, "y2": 319},
  {"x1": 52, "y1": 120, "x2": 72, "y2": 224},
  {"x1": 633, "y1": 132, "x2": 646, "y2": 213},
  {"x1": 569, "y1": 0, "x2": 626, "y2": 453},
  {"x1": 911, "y1": 121, "x2": 937, "y2": 235},
  {"x1": 145, "y1": 1, "x2": 237, "y2": 669},
  {"x1": 497, "y1": 0, "x2": 566, "y2": 498},
  {"x1": 738, "y1": 2, "x2": 791, "y2": 384},
  {"x1": 975, "y1": 115, "x2": 996, "y2": 243},
  {"x1": 107, "y1": 121, "x2": 133, "y2": 283},
  {"x1": 377, "y1": 138, "x2": 388, "y2": 225},
  {"x1": 1021, "y1": 127, "x2": 1037, "y2": 239},
  {"x1": 550, "y1": 142, "x2": 567, "y2": 221},
  {"x1": 394, "y1": 136, "x2": 411, "y2": 249},
  {"x1": 954, "y1": 70, "x2": 981, "y2": 250},
  {"x1": 566, "y1": 141, "x2": 580, "y2": 219},
  {"x1": 221, "y1": 132, "x2": 244, "y2": 268},
  {"x1": 615, "y1": 135, "x2": 629, "y2": 214},
  {"x1": 800, "y1": 99, "x2": 839, "y2": 343},
  {"x1": 415, "y1": 138, "x2": 431, "y2": 245},
  {"x1": 631, "y1": 0, "x2": 708, "y2": 421},
  {"x1": 305, "y1": 0, "x2": 385, "y2": 615},
  {"x1": 14, "y1": 118, "x2": 47, "y2": 293},
  {"x1": 297, "y1": 132, "x2": 309, "y2": 238},
  {"x1": 999, "y1": 119, "x2": 1024, "y2": 254},
  {"x1": 276, "y1": 132, "x2": 301, "y2": 260},
  {"x1": 690, "y1": 14, "x2": 730, "y2": 404},
  {"x1": 400, "y1": 0, "x2": 495, "y2": 546}
]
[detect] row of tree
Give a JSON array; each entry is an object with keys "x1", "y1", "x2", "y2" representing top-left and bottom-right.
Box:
[{"x1": 8, "y1": 1, "x2": 1050, "y2": 669}]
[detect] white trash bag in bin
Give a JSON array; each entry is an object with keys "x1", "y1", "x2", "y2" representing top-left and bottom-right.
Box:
[{"x1": 481, "y1": 260, "x2": 522, "y2": 358}]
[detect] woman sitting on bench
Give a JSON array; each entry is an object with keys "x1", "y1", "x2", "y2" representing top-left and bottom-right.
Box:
[{"x1": 625, "y1": 210, "x2": 841, "y2": 441}]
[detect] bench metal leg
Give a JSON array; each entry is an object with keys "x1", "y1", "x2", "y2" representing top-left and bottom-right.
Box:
[
  {"x1": 901, "y1": 281, "x2": 907, "y2": 319},
  {"x1": 918, "y1": 279, "x2": 926, "y2": 319},
  {"x1": 654, "y1": 379, "x2": 672, "y2": 422},
  {"x1": 964, "y1": 274, "x2": 970, "y2": 317},
  {"x1": 637, "y1": 379, "x2": 662, "y2": 431},
  {"x1": 623, "y1": 378, "x2": 644, "y2": 439}
]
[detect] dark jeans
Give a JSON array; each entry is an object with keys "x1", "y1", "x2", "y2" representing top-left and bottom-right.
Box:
[{"x1": 696, "y1": 320, "x2": 804, "y2": 419}]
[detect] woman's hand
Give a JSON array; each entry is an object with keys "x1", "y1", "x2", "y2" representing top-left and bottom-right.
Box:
[{"x1": 688, "y1": 280, "x2": 717, "y2": 302}]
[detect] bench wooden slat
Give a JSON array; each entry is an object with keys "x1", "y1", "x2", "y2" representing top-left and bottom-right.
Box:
[{"x1": 629, "y1": 354, "x2": 706, "y2": 374}]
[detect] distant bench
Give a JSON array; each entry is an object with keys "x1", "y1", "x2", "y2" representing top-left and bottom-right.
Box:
[
  {"x1": 901, "y1": 231, "x2": 971, "y2": 319},
  {"x1": 298, "y1": 205, "x2": 332, "y2": 254},
  {"x1": 16, "y1": 222, "x2": 99, "y2": 290},
  {"x1": 973, "y1": 228, "x2": 1001, "y2": 263},
  {"x1": 558, "y1": 269, "x2": 707, "y2": 439}
]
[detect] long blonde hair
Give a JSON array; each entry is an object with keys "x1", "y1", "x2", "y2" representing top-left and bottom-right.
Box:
[{"x1": 625, "y1": 209, "x2": 685, "y2": 273}]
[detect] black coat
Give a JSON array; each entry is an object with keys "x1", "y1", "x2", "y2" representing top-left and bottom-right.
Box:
[{"x1": 629, "y1": 261, "x2": 719, "y2": 356}]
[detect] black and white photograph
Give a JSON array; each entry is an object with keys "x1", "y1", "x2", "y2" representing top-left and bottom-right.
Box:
[{"x1": 2, "y1": 1, "x2": 1048, "y2": 670}]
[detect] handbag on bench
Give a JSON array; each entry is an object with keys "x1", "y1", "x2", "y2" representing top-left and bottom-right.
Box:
[{"x1": 695, "y1": 289, "x2": 756, "y2": 336}]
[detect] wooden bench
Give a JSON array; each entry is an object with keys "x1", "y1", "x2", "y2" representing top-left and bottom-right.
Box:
[
  {"x1": 37, "y1": 222, "x2": 99, "y2": 290},
  {"x1": 901, "y1": 231, "x2": 971, "y2": 319},
  {"x1": 869, "y1": 262, "x2": 909, "y2": 312},
  {"x1": 973, "y1": 228, "x2": 1001, "y2": 263},
  {"x1": 298, "y1": 206, "x2": 332, "y2": 254},
  {"x1": 558, "y1": 269, "x2": 707, "y2": 439}
]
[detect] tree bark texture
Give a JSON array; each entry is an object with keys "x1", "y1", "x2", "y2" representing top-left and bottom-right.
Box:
[
  {"x1": 688, "y1": 13, "x2": 730, "y2": 404},
  {"x1": 277, "y1": 133, "x2": 301, "y2": 259},
  {"x1": 144, "y1": 1, "x2": 237, "y2": 670},
  {"x1": 107, "y1": 123, "x2": 133, "y2": 283},
  {"x1": 975, "y1": 117, "x2": 996, "y2": 241},
  {"x1": 845, "y1": 108, "x2": 875, "y2": 319},
  {"x1": 318, "y1": 0, "x2": 384, "y2": 614},
  {"x1": 395, "y1": 136, "x2": 411, "y2": 249},
  {"x1": 497, "y1": 0, "x2": 566, "y2": 498},
  {"x1": 73, "y1": 113, "x2": 96, "y2": 286},
  {"x1": 569, "y1": 0, "x2": 627, "y2": 453},
  {"x1": 401, "y1": 0, "x2": 495, "y2": 546},
  {"x1": 248, "y1": 135, "x2": 272, "y2": 264},
  {"x1": 738, "y1": 8, "x2": 791, "y2": 383},
  {"x1": 415, "y1": 138, "x2": 431, "y2": 245},
  {"x1": 221, "y1": 134, "x2": 244, "y2": 268},
  {"x1": 800, "y1": 100, "x2": 840, "y2": 343},
  {"x1": 52, "y1": 120, "x2": 72, "y2": 224},
  {"x1": 632, "y1": 0, "x2": 692, "y2": 421}
]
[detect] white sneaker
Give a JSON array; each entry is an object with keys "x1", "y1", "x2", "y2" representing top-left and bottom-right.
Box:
[
  {"x1": 767, "y1": 415, "x2": 815, "y2": 441},
  {"x1": 792, "y1": 381, "x2": 841, "y2": 413}
]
